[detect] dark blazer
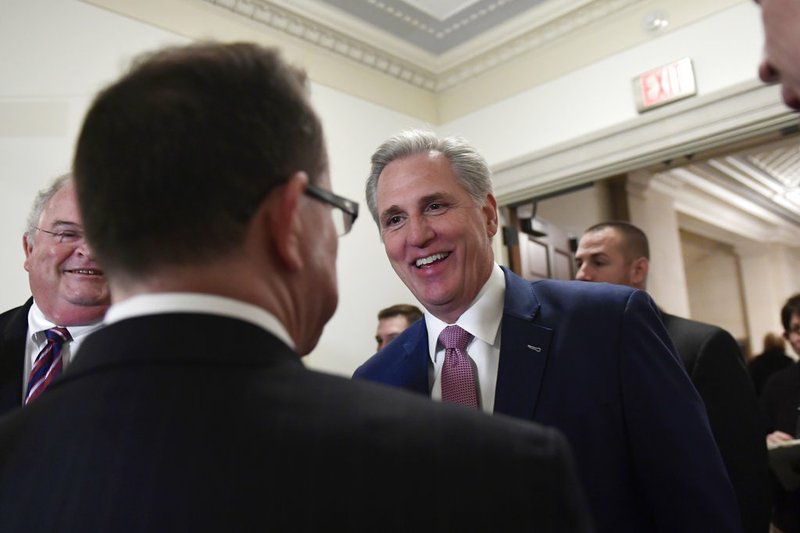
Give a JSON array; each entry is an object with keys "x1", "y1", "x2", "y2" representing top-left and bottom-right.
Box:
[
  {"x1": 760, "y1": 362, "x2": 800, "y2": 533},
  {"x1": 749, "y1": 348, "x2": 794, "y2": 397},
  {"x1": 660, "y1": 312, "x2": 771, "y2": 533},
  {"x1": 354, "y1": 269, "x2": 742, "y2": 533},
  {"x1": 0, "y1": 298, "x2": 32, "y2": 416},
  {"x1": 0, "y1": 313, "x2": 591, "y2": 532}
]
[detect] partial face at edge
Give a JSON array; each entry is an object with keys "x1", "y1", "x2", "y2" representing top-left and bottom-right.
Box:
[
  {"x1": 375, "y1": 315, "x2": 411, "y2": 351},
  {"x1": 757, "y1": 0, "x2": 800, "y2": 110}
]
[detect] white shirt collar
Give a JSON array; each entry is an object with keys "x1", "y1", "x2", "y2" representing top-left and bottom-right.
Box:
[
  {"x1": 28, "y1": 300, "x2": 104, "y2": 341},
  {"x1": 105, "y1": 293, "x2": 295, "y2": 351},
  {"x1": 425, "y1": 263, "x2": 505, "y2": 359}
]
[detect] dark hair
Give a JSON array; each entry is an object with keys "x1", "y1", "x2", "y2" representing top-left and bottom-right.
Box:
[
  {"x1": 781, "y1": 294, "x2": 800, "y2": 332},
  {"x1": 73, "y1": 42, "x2": 325, "y2": 277},
  {"x1": 378, "y1": 303, "x2": 423, "y2": 323},
  {"x1": 583, "y1": 221, "x2": 650, "y2": 261},
  {"x1": 762, "y1": 331, "x2": 786, "y2": 352},
  {"x1": 366, "y1": 129, "x2": 493, "y2": 225}
]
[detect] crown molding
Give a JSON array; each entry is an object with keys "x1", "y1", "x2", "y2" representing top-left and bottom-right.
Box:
[{"x1": 201, "y1": 0, "x2": 643, "y2": 92}]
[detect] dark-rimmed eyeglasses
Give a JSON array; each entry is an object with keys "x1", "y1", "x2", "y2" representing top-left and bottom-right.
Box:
[{"x1": 305, "y1": 184, "x2": 359, "y2": 237}]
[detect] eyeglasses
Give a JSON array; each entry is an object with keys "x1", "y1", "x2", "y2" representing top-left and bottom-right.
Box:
[
  {"x1": 305, "y1": 184, "x2": 359, "y2": 237},
  {"x1": 34, "y1": 227, "x2": 85, "y2": 244}
]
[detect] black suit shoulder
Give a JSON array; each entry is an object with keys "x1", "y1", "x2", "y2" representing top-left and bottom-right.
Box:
[
  {"x1": 0, "y1": 314, "x2": 591, "y2": 532},
  {"x1": 761, "y1": 362, "x2": 800, "y2": 434},
  {"x1": 0, "y1": 299, "x2": 32, "y2": 416},
  {"x1": 660, "y1": 313, "x2": 738, "y2": 373},
  {"x1": 660, "y1": 312, "x2": 770, "y2": 533}
]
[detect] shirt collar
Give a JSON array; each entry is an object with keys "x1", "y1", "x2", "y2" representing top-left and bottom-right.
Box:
[
  {"x1": 105, "y1": 293, "x2": 295, "y2": 351},
  {"x1": 425, "y1": 263, "x2": 505, "y2": 359},
  {"x1": 28, "y1": 300, "x2": 104, "y2": 342}
]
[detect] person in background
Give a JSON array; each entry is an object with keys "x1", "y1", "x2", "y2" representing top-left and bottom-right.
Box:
[
  {"x1": 375, "y1": 303, "x2": 422, "y2": 351},
  {"x1": 760, "y1": 294, "x2": 800, "y2": 533},
  {"x1": 0, "y1": 173, "x2": 109, "y2": 415},
  {"x1": 749, "y1": 332, "x2": 794, "y2": 398},
  {"x1": 0, "y1": 42, "x2": 591, "y2": 532},
  {"x1": 575, "y1": 220, "x2": 771, "y2": 533},
  {"x1": 354, "y1": 129, "x2": 742, "y2": 533}
]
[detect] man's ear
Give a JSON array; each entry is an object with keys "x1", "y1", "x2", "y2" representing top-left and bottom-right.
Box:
[
  {"x1": 22, "y1": 234, "x2": 32, "y2": 272},
  {"x1": 260, "y1": 171, "x2": 308, "y2": 272},
  {"x1": 482, "y1": 193, "x2": 499, "y2": 238},
  {"x1": 630, "y1": 256, "x2": 649, "y2": 288}
]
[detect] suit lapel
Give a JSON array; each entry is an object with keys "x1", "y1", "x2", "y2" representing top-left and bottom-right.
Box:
[
  {"x1": 393, "y1": 322, "x2": 430, "y2": 394},
  {"x1": 494, "y1": 270, "x2": 552, "y2": 420}
]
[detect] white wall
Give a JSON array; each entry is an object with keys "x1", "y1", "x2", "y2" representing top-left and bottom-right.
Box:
[
  {"x1": 0, "y1": 0, "x2": 190, "y2": 308},
  {"x1": 441, "y1": 2, "x2": 763, "y2": 168}
]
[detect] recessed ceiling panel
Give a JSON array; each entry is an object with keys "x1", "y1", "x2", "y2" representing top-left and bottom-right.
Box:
[{"x1": 319, "y1": 0, "x2": 547, "y2": 54}]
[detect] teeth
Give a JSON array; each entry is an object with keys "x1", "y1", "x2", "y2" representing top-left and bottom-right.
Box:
[
  {"x1": 416, "y1": 252, "x2": 449, "y2": 268},
  {"x1": 69, "y1": 269, "x2": 102, "y2": 275}
]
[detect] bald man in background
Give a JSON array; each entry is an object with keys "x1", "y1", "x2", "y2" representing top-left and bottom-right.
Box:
[{"x1": 575, "y1": 221, "x2": 770, "y2": 533}]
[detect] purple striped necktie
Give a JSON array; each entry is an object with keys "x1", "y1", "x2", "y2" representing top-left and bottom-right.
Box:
[
  {"x1": 25, "y1": 327, "x2": 71, "y2": 404},
  {"x1": 439, "y1": 325, "x2": 479, "y2": 408}
]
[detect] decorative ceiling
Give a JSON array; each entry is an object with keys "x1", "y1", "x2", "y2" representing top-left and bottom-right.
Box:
[
  {"x1": 315, "y1": 0, "x2": 549, "y2": 54},
  {"x1": 197, "y1": 0, "x2": 659, "y2": 92}
]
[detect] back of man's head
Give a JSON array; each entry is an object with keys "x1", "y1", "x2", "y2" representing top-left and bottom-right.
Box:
[{"x1": 73, "y1": 42, "x2": 325, "y2": 280}]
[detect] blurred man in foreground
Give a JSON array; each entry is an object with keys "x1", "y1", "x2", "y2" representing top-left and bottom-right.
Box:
[{"x1": 0, "y1": 43, "x2": 590, "y2": 532}]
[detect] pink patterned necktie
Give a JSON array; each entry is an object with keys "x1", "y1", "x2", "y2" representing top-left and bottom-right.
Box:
[
  {"x1": 25, "y1": 327, "x2": 71, "y2": 404},
  {"x1": 439, "y1": 325, "x2": 479, "y2": 408}
]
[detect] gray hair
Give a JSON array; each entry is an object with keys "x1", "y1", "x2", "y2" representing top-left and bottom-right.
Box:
[
  {"x1": 25, "y1": 173, "x2": 72, "y2": 244},
  {"x1": 365, "y1": 129, "x2": 493, "y2": 224}
]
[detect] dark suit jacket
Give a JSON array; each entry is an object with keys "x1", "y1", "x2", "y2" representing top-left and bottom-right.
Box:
[
  {"x1": 0, "y1": 298, "x2": 32, "y2": 416},
  {"x1": 749, "y1": 348, "x2": 794, "y2": 397},
  {"x1": 660, "y1": 312, "x2": 771, "y2": 533},
  {"x1": 760, "y1": 362, "x2": 800, "y2": 533},
  {"x1": 354, "y1": 269, "x2": 741, "y2": 533},
  {"x1": 0, "y1": 313, "x2": 591, "y2": 532}
]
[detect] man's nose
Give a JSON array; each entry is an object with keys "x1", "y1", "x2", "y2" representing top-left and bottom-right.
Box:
[
  {"x1": 74, "y1": 238, "x2": 95, "y2": 258},
  {"x1": 759, "y1": 58, "x2": 779, "y2": 84},
  {"x1": 406, "y1": 215, "x2": 434, "y2": 248},
  {"x1": 575, "y1": 264, "x2": 590, "y2": 281}
]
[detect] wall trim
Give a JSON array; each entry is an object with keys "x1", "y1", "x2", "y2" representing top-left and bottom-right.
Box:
[{"x1": 492, "y1": 80, "x2": 798, "y2": 206}]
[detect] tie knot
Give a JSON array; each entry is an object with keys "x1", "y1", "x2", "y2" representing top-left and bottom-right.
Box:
[
  {"x1": 439, "y1": 325, "x2": 473, "y2": 351},
  {"x1": 45, "y1": 327, "x2": 71, "y2": 345}
]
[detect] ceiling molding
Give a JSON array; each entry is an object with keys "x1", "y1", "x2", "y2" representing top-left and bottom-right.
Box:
[
  {"x1": 201, "y1": 0, "x2": 438, "y2": 90},
  {"x1": 202, "y1": 0, "x2": 642, "y2": 92}
]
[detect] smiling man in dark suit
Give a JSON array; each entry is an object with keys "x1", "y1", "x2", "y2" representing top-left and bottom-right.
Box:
[
  {"x1": 575, "y1": 220, "x2": 770, "y2": 533},
  {"x1": 0, "y1": 42, "x2": 591, "y2": 532},
  {"x1": 353, "y1": 129, "x2": 742, "y2": 533},
  {"x1": 0, "y1": 173, "x2": 109, "y2": 414}
]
